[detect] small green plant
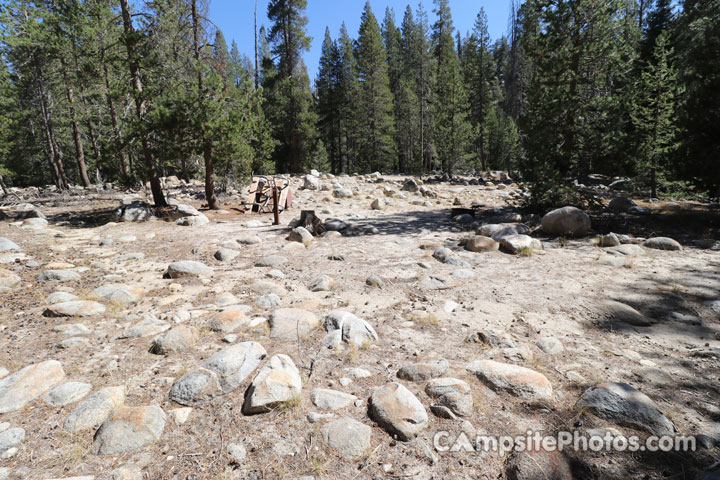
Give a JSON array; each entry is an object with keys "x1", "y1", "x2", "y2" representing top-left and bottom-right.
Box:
[
  {"x1": 275, "y1": 395, "x2": 302, "y2": 411},
  {"x1": 517, "y1": 247, "x2": 534, "y2": 257},
  {"x1": 558, "y1": 237, "x2": 569, "y2": 248}
]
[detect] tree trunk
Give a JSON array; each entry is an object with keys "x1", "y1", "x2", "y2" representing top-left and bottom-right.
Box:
[
  {"x1": 119, "y1": 0, "x2": 166, "y2": 207},
  {"x1": 0, "y1": 175, "x2": 8, "y2": 196},
  {"x1": 60, "y1": 58, "x2": 91, "y2": 188},
  {"x1": 191, "y1": 0, "x2": 218, "y2": 209},
  {"x1": 36, "y1": 65, "x2": 67, "y2": 190}
]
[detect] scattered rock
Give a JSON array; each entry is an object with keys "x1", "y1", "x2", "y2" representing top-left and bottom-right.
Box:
[
  {"x1": 322, "y1": 417, "x2": 371, "y2": 459},
  {"x1": 288, "y1": 227, "x2": 313, "y2": 245},
  {"x1": 169, "y1": 369, "x2": 222, "y2": 406},
  {"x1": 500, "y1": 235, "x2": 542, "y2": 254},
  {"x1": 369, "y1": 382, "x2": 428, "y2": 441},
  {"x1": 150, "y1": 325, "x2": 197, "y2": 355},
  {"x1": 425, "y1": 377, "x2": 473, "y2": 418},
  {"x1": 43, "y1": 301, "x2": 106, "y2": 317},
  {"x1": 43, "y1": 382, "x2": 93, "y2": 407},
  {"x1": 0, "y1": 269, "x2": 20, "y2": 290},
  {"x1": 0, "y1": 428, "x2": 24, "y2": 459},
  {"x1": 243, "y1": 354, "x2": 302, "y2": 414},
  {"x1": 0, "y1": 238, "x2": 20, "y2": 252},
  {"x1": 308, "y1": 275, "x2": 335, "y2": 292},
  {"x1": 200, "y1": 342, "x2": 267, "y2": 393},
  {"x1": 166, "y1": 261, "x2": 213, "y2": 278},
  {"x1": 609, "y1": 197, "x2": 637, "y2": 212},
  {"x1": 64, "y1": 386, "x2": 126, "y2": 433},
  {"x1": 214, "y1": 248, "x2": 240, "y2": 262},
  {"x1": 536, "y1": 337, "x2": 564, "y2": 355},
  {"x1": 310, "y1": 389, "x2": 357, "y2": 410},
  {"x1": 603, "y1": 300, "x2": 653, "y2": 326},
  {"x1": 117, "y1": 317, "x2": 170, "y2": 339},
  {"x1": 433, "y1": 248, "x2": 470, "y2": 267},
  {"x1": 644, "y1": 237, "x2": 681, "y2": 251},
  {"x1": 0, "y1": 360, "x2": 65, "y2": 414},
  {"x1": 466, "y1": 359, "x2": 552, "y2": 401},
  {"x1": 38, "y1": 269, "x2": 81, "y2": 283},
  {"x1": 206, "y1": 309, "x2": 250, "y2": 332},
  {"x1": 323, "y1": 311, "x2": 378, "y2": 347},
  {"x1": 506, "y1": 449, "x2": 573, "y2": 480},
  {"x1": 576, "y1": 382, "x2": 675, "y2": 436},
  {"x1": 255, "y1": 255, "x2": 287, "y2": 267},
  {"x1": 465, "y1": 235, "x2": 499, "y2": 252},
  {"x1": 255, "y1": 293, "x2": 281, "y2": 309},
  {"x1": 397, "y1": 359, "x2": 449, "y2": 382},
  {"x1": 93, "y1": 405, "x2": 166, "y2": 455},
  {"x1": 541, "y1": 206, "x2": 591, "y2": 236},
  {"x1": 269, "y1": 308, "x2": 320, "y2": 341}
]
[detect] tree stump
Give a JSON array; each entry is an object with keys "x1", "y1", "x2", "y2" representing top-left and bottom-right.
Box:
[{"x1": 298, "y1": 210, "x2": 325, "y2": 236}]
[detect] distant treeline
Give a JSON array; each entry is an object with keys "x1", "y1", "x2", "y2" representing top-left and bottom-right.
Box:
[{"x1": 0, "y1": 0, "x2": 718, "y2": 207}]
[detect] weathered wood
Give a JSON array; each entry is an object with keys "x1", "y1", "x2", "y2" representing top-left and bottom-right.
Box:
[{"x1": 298, "y1": 210, "x2": 325, "y2": 236}]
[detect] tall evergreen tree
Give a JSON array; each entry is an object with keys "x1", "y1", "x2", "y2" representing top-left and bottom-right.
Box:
[
  {"x1": 432, "y1": 0, "x2": 470, "y2": 174},
  {"x1": 355, "y1": 1, "x2": 395, "y2": 172},
  {"x1": 264, "y1": 0, "x2": 316, "y2": 173}
]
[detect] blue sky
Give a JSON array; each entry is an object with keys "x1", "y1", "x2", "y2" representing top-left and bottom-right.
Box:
[{"x1": 208, "y1": 0, "x2": 512, "y2": 81}]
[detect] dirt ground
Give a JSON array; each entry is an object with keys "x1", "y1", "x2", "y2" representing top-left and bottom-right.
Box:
[{"x1": 0, "y1": 174, "x2": 718, "y2": 479}]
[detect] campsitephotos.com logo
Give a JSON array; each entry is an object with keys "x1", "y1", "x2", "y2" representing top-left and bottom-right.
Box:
[{"x1": 433, "y1": 430, "x2": 697, "y2": 455}]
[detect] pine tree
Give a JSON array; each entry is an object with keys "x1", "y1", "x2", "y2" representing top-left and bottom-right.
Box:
[
  {"x1": 432, "y1": 0, "x2": 470, "y2": 175},
  {"x1": 355, "y1": 1, "x2": 396, "y2": 172},
  {"x1": 631, "y1": 32, "x2": 678, "y2": 198},
  {"x1": 316, "y1": 27, "x2": 341, "y2": 173},
  {"x1": 674, "y1": 0, "x2": 720, "y2": 198},
  {"x1": 336, "y1": 23, "x2": 359, "y2": 173},
  {"x1": 264, "y1": 0, "x2": 317, "y2": 173}
]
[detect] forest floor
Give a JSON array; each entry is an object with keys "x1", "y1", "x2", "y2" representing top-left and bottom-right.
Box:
[{"x1": 0, "y1": 174, "x2": 719, "y2": 480}]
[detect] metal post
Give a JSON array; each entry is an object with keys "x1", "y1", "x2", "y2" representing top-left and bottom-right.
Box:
[{"x1": 272, "y1": 186, "x2": 280, "y2": 225}]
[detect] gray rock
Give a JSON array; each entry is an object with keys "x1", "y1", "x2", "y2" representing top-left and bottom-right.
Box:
[
  {"x1": 599, "y1": 233, "x2": 621, "y2": 247},
  {"x1": 56, "y1": 337, "x2": 91, "y2": 349},
  {"x1": 536, "y1": 337, "x2": 564, "y2": 355},
  {"x1": 465, "y1": 235, "x2": 499, "y2": 252},
  {"x1": 200, "y1": 342, "x2": 267, "y2": 393},
  {"x1": 53, "y1": 323, "x2": 90, "y2": 336},
  {"x1": 644, "y1": 237, "x2": 682, "y2": 251},
  {"x1": 333, "y1": 188, "x2": 353, "y2": 198},
  {"x1": 603, "y1": 300, "x2": 653, "y2": 326},
  {"x1": 269, "y1": 309, "x2": 319, "y2": 341},
  {"x1": 46, "y1": 292, "x2": 78, "y2": 304},
  {"x1": 169, "y1": 368, "x2": 222, "y2": 406},
  {"x1": 609, "y1": 197, "x2": 637, "y2": 212},
  {"x1": 322, "y1": 417, "x2": 371, "y2": 459},
  {"x1": 43, "y1": 382, "x2": 93, "y2": 406},
  {"x1": 0, "y1": 238, "x2": 20, "y2": 252},
  {"x1": 308, "y1": 275, "x2": 334, "y2": 292},
  {"x1": 115, "y1": 202, "x2": 153, "y2": 222},
  {"x1": 237, "y1": 236, "x2": 261, "y2": 245},
  {"x1": 369, "y1": 382, "x2": 428, "y2": 441},
  {"x1": 206, "y1": 309, "x2": 250, "y2": 332},
  {"x1": 477, "y1": 223, "x2": 530, "y2": 241},
  {"x1": 150, "y1": 325, "x2": 197, "y2": 355},
  {"x1": 0, "y1": 428, "x2": 24, "y2": 456},
  {"x1": 256, "y1": 293, "x2": 281, "y2": 309},
  {"x1": 402, "y1": 178, "x2": 419, "y2": 192},
  {"x1": 255, "y1": 255, "x2": 287, "y2": 267},
  {"x1": 166, "y1": 260, "x2": 213, "y2": 278},
  {"x1": 310, "y1": 389, "x2": 357, "y2": 410},
  {"x1": 175, "y1": 214, "x2": 210, "y2": 227},
  {"x1": 425, "y1": 377, "x2": 473, "y2": 418},
  {"x1": 0, "y1": 360, "x2": 65, "y2": 413},
  {"x1": 38, "y1": 269, "x2": 81, "y2": 283},
  {"x1": 420, "y1": 274, "x2": 455, "y2": 290},
  {"x1": 64, "y1": 386, "x2": 126, "y2": 433},
  {"x1": 628, "y1": 205, "x2": 651, "y2": 215},
  {"x1": 432, "y1": 248, "x2": 470, "y2": 267},
  {"x1": 303, "y1": 175, "x2": 319, "y2": 190},
  {"x1": 576, "y1": 382, "x2": 675, "y2": 436},
  {"x1": 43, "y1": 301, "x2": 106, "y2": 317},
  {"x1": 227, "y1": 442, "x2": 247, "y2": 463},
  {"x1": 243, "y1": 354, "x2": 302, "y2": 414},
  {"x1": 397, "y1": 359, "x2": 449, "y2": 382},
  {"x1": 466, "y1": 359, "x2": 552, "y2": 401},
  {"x1": 288, "y1": 227, "x2": 313, "y2": 245},
  {"x1": 324, "y1": 219, "x2": 348, "y2": 231},
  {"x1": 117, "y1": 317, "x2": 170, "y2": 339},
  {"x1": 214, "y1": 248, "x2": 240, "y2": 262},
  {"x1": 93, "y1": 405, "x2": 166, "y2": 455},
  {"x1": 500, "y1": 235, "x2": 542, "y2": 254},
  {"x1": 506, "y1": 449, "x2": 573, "y2": 480},
  {"x1": 323, "y1": 311, "x2": 378, "y2": 347},
  {"x1": 365, "y1": 274, "x2": 384, "y2": 288},
  {"x1": 541, "y1": 206, "x2": 591, "y2": 236}
]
